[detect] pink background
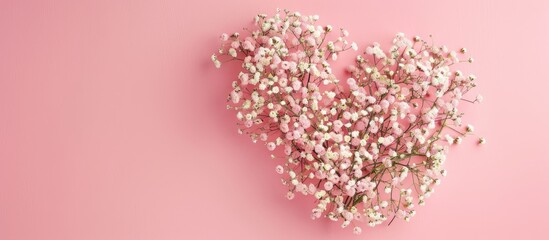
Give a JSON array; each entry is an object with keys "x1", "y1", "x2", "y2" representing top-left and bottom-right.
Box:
[{"x1": 1, "y1": 0, "x2": 548, "y2": 239}]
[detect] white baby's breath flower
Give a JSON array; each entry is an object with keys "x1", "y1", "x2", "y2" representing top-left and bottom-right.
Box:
[
  {"x1": 211, "y1": 54, "x2": 221, "y2": 68},
  {"x1": 466, "y1": 124, "x2": 474, "y2": 133},
  {"x1": 229, "y1": 48, "x2": 237, "y2": 58},
  {"x1": 476, "y1": 94, "x2": 484, "y2": 103},
  {"x1": 351, "y1": 42, "x2": 358, "y2": 51}
]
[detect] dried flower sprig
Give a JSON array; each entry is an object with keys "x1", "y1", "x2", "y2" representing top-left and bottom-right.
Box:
[{"x1": 212, "y1": 9, "x2": 483, "y2": 234}]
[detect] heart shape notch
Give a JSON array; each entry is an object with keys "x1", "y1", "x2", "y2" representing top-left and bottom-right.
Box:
[{"x1": 212, "y1": 9, "x2": 482, "y2": 234}]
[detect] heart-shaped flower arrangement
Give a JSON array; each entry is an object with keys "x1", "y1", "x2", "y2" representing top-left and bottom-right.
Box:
[{"x1": 212, "y1": 9, "x2": 484, "y2": 234}]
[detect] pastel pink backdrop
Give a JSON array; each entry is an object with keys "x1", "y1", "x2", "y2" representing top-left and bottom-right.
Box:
[{"x1": 1, "y1": 0, "x2": 548, "y2": 239}]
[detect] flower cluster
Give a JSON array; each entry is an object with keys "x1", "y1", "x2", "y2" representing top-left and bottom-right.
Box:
[{"x1": 212, "y1": 9, "x2": 483, "y2": 234}]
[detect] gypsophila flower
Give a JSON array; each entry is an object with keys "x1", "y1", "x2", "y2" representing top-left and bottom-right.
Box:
[
  {"x1": 286, "y1": 191, "x2": 295, "y2": 200},
  {"x1": 276, "y1": 165, "x2": 284, "y2": 174},
  {"x1": 213, "y1": 9, "x2": 484, "y2": 234},
  {"x1": 211, "y1": 54, "x2": 221, "y2": 68},
  {"x1": 466, "y1": 124, "x2": 475, "y2": 133},
  {"x1": 351, "y1": 42, "x2": 358, "y2": 51},
  {"x1": 476, "y1": 94, "x2": 484, "y2": 103}
]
